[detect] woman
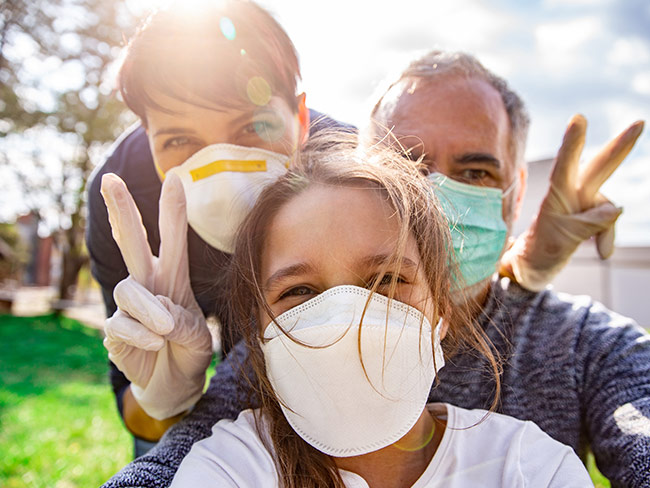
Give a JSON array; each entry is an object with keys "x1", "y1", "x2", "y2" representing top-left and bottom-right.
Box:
[{"x1": 170, "y1": 137, "x2": 592, "y2": 487}]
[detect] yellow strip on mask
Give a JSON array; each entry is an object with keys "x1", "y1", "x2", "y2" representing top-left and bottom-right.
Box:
[{"x1": 189, "y1": 159, "x2": 267, "y2": 182}]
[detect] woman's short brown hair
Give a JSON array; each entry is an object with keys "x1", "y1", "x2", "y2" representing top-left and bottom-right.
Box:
[{"x1": 118, "y1": 0, "x2": 301, "y2": 126}]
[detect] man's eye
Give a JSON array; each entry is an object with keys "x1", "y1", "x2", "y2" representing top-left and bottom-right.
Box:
[
  {"x1": 459, "y1": 169, "x2": 489, "y2": 182},
  {"x1": 279, "y1": 286, "x2": 315, "y2": 300}
]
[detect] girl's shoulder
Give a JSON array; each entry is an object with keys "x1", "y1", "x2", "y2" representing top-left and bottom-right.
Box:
[
  {"x1": 170, "y1": 409, "x2": 278, "y2": 487},
  {"x1": 419, "y1": 403, "x2": 592, "y2": 488}
]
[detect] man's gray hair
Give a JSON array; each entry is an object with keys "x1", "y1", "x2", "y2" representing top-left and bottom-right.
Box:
[{"x1": 371, "y1": 50, "x2": 530, "y2": 167}]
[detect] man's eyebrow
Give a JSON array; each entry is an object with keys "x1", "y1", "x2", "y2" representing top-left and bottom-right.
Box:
[
  {"x1": 455, "y1": 152, "x2": 502, "y2": 168},
  {"x1": 264, "y1": 262, "x2": 313, "y2": 290}
]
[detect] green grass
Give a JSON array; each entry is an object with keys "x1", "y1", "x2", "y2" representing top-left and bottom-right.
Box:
[
  {"x1": 0, "y1": 313, "x2": 611, "y2": 487},
  {"x1": 587, "y1": 451, "x2": 611, "y2": 488},
  {"x1": 0, "y1": 314, "x2": 131, "y2": 487}
]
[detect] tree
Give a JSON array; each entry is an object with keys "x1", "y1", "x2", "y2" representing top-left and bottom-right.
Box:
[{"x1": 0, "y1": 0, "x2": 139, "y2": 300}]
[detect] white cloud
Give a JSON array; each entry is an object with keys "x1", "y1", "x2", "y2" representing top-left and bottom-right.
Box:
[
  {"x1": 607, "y1": 38, "x2": 650, "y2": 66},
  {"x1": 632, "y1": 72, "x2": 650, "y2": 95},
  {"x1": 535, "y1": 17, "x2": 602, "y2": 72}
]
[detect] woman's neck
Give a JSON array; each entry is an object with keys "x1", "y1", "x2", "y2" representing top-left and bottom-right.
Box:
[{"x1": 333, "y1": 407, "x2": 446, "y2": 488}]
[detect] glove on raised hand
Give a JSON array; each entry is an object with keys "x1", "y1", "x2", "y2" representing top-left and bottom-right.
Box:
[
  {"x1": 501, "y1": 115, "x2": 644, "y2": 291},
  {"x1": 101, "y1": 172, "x2": 213, "y2": 420}
]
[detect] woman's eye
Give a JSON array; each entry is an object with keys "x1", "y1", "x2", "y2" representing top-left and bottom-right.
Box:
[
  {"x1": 163, "y1": 136, "x2": 198, "y2": 149},
  {"x1": 243, "y1": 115, "x2": 286, "y2": 142}
]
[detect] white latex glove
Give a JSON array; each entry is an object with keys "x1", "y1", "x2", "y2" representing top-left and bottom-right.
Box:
[
  {"x1": 501, "y1": 115, "x2": 644, "y2": 291},
  {"x1": 101, "y1": 172, "x2": 213, "y2": 420}
]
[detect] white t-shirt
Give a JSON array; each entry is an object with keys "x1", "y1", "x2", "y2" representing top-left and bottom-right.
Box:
[{"x1": 171, "y1": 403, "x2": 593, "y2": 487}]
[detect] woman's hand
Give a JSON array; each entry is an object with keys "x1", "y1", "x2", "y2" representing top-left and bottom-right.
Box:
[
  {"x1": 101, "y1": 172, "x2": 213, "y2": 420},
  {"x1": 501, "y1": 115, "x2": 644, "y2": 291}
]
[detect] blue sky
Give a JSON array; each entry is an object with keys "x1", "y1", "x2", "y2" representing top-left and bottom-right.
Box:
[{"x1": 257, "y1": 0, "x2": 650, "y2": 245}]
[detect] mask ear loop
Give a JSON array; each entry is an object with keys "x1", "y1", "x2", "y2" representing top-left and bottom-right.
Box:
[{"x1": 501, "y1": 178, "x2": 518, "y2": 199}]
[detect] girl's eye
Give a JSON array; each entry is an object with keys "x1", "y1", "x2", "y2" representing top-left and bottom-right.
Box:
[
  {"x1": 368, "y1": 273, "x2": 406, "y2": 289},
  {"x1": 279, "y1": 285, "x2": 315, "y2": 300}
]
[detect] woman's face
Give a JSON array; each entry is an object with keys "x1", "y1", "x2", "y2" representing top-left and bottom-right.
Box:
[
  {"x1": 259, "y1": 184, "x2": 441, "y2": 333},
  {"x1": 145, "y1": 90, "x2": 309, "y2": 175}
]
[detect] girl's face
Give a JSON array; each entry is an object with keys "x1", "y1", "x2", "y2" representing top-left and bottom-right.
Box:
[
  {"x1": 145, "y1": 90, "x2": 309, "y2": 175},
  {"x1": 259, "y1": 184, "x2": 442, "y2": 334}
]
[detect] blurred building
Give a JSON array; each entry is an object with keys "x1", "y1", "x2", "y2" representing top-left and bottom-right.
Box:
[
  {"x1": 15, "y1": 212, "x2": 62, "y2": 287},
  {"x1": 514, "y1": 159, "x2": 650, "y2": 327}
]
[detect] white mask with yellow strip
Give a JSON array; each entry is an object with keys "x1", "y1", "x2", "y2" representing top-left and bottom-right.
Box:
[{"x1": 167, "y1": 143, "x2": 290, "y2": 253}]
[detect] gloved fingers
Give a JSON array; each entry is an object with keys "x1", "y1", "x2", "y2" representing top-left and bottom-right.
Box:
[
  {"x1": 156, "y1": 173, "x2": 195, "y2": 307},
  {"x1": 549, "y1": 114, "x2": 586, "y2": 197},
  {"x1": 157, "y1": 296, "x2": 212, "y2": 352},
  {"x1": 100, "y1": 173, "x2": 155, "y2": 288},
  {"x1": 104, "y1": 336, "x2": 154, "y2": 387},
  {"x1": 596, "y1": 226, "x2": 616, "y2": 259},
  {"x1": 113, "y1": 277, "x2": 175, "y2": 335},
  {"x1": 544, "y1": 201, "x2": 621, "y2": 239},
  {"x1": 577, "y1": 120, "x2": 644, "y2": 207},
  {"x1": 590, "y1": 197, "x2": 622, "y2": 260},
  {"x1": 105, "y1": 309, "x2": 166, "y2": 351}
]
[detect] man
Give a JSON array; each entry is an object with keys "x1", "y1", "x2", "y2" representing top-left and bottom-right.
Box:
[
  {"x1": 101, "y1": 50, "x2": 648, "y2": 487},
  {"x1": 367, "y1": 51, "x2": 649, "y2": 487},
  {"x1": 86, "y1": 0, "x2": 351, "y2": 456}
]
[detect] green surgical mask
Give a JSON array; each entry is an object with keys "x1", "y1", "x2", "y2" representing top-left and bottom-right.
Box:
[{"x1": 429, "y1": 173, "x2": 514, "y2": 288}]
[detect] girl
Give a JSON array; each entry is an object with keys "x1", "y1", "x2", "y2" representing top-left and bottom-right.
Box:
[{"x1": 170, "y1": 138, "x2": 592, "y2": 487}]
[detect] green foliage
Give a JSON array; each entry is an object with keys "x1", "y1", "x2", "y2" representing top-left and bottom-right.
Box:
[
  {"x1": 0, "y1": 0, "x2": 140, "y2": 299},
  {"x1": 0, "y1": 314, "x2": 131, "y2": 487}
]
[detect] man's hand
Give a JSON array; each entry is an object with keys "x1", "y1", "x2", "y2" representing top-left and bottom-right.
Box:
[
  {"x1": 501, "y1": 115, "x2": 644, "y2": 291},
  {"x1": 101, "y1": 172, "x2": 213, "y2": 420}
]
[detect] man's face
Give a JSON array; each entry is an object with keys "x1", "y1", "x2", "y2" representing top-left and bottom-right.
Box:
[
  {"x1": 145, "y1": 90, "x2": 308, "y2": 175},
  {"x1": 376, "y1": 74, "x2": 525, "y2": 230}
]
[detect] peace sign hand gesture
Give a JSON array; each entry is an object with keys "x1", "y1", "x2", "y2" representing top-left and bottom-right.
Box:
[
  {"x1": 101, "y1": 172, "x2": 213, "y2": 420},
  {"x1": 501, "y1": 115, "x2": 644, "y2": 291}
]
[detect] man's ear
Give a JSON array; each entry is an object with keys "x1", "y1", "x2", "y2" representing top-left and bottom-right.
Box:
[
  {"x1": 513, "y1": 164, "x2": 527, "y2": 222},
  {"x1": 297, "y1": 92, "x2": 310, "y2": 146}
]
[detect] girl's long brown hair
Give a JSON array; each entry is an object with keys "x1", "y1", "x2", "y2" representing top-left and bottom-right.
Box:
[{"x1": 225, "y1": 132, "x2": 501, "y2": 488}]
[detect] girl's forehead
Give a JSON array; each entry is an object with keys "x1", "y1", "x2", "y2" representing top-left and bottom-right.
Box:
[{"x1": 261, "y1": 185, "x2": 421, "y2": 278}]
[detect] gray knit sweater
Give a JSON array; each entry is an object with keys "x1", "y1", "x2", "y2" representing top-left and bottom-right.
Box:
[{"x1": 101, "y1": 278, "x2": 650, "y2": 487}]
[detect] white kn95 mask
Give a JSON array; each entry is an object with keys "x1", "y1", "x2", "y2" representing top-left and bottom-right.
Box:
[
  {"x1": 261, "y1": 285, "x2": 445, "y2": 457},
  {"x1": 167, "y1": 143, "x2": 290, "y2": 253}
]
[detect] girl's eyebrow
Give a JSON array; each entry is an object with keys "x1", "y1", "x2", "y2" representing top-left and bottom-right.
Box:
[
  {"x1": 360, "y1": 253, "x2": 419, "y2": 271},
  {"x1": 264, "y1": 262, "x2": 313, "y2": 290}
]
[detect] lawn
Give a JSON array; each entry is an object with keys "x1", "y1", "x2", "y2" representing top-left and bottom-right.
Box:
[
  {"x1": 0, "y1": 313, "x2": 611, "y2": 487},
  {"x1": 0, "y1": 314, "x2": 131, "y2": 487}
]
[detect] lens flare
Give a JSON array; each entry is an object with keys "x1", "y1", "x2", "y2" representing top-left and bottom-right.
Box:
[
  {"x1": 246, "y1": 76, "x2": 272, "y2": 106},
  {"x1": 251, "y1": 107, "x2": 286, "y2": 143},
  {"x1": 219, "y1": 17, "x2": 236, "y2": 40}
]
